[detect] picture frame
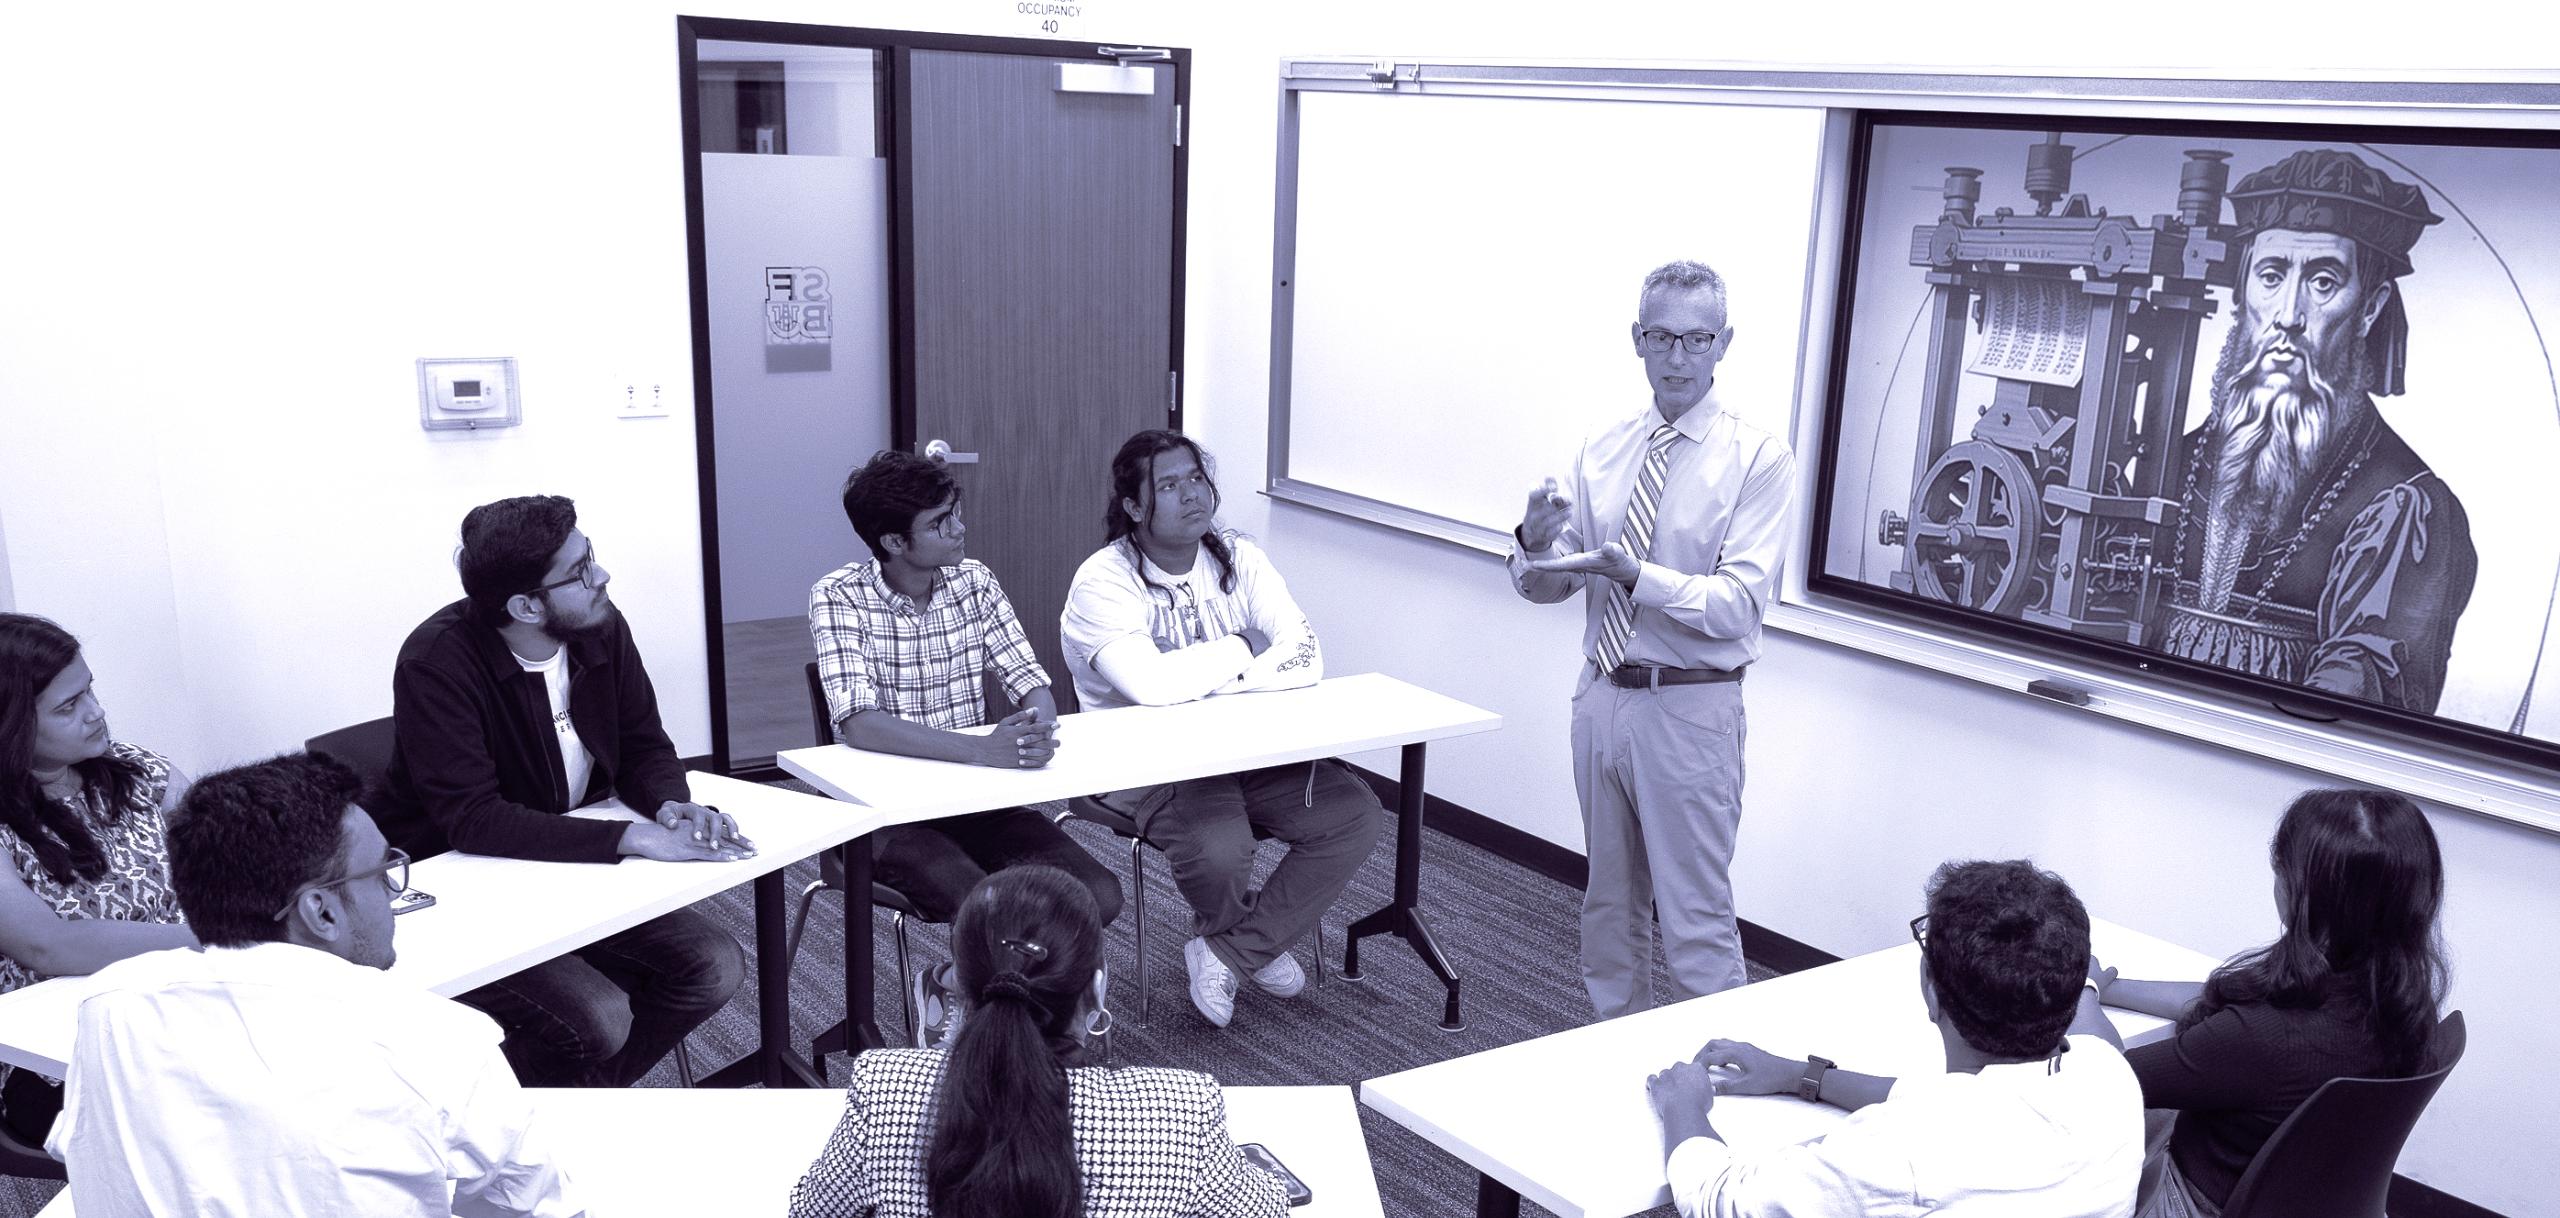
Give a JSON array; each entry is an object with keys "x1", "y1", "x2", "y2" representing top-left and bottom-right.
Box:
[{"x1": 1809, "y1": 109, "x2": 2560, "y2": 768}]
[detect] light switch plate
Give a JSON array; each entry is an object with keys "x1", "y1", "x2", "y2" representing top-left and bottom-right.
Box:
[{"x1": 418, "y1": 357, "x2": 520, "y2": 431}]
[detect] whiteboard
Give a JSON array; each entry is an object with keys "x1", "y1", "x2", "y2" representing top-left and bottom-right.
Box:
[{"x1": 1276, "y1": 89, "x2": 1827, "y2": 547}]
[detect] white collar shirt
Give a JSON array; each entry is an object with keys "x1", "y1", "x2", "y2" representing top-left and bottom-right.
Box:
[
  {"x1": 1667, "y1": 1035, "x2": 2144, "y2": 1218},
  {"x1": 48, "y1": 941, "x2": 582, "y2": 1218}
]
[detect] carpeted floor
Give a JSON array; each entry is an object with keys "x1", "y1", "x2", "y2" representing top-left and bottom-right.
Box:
[{"x1": 1, "y1": 798, "x2": 1736, "y2": 1217}]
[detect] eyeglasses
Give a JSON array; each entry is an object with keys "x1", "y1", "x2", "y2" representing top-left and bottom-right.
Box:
[
  {"x1": 273, "y1": 848, "x2": 411, "y2": 921},
  {"x1": 1638, "y1": 328, "x2": 1720, "y2": 355},
  {"x1": 1909, "y1": 913, "x2": 1930, "y2": 947},
  {"x1": 525, "y1": 546, "x2": 605, "y2": 597},
  {"x1": 914, "y1": 507, "x2": 964, "y2": 541}
]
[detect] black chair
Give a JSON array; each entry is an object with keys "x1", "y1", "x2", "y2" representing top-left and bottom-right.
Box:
[
  {"x1": 0, "y1": 1118, "x2": 64, "y2": 1180},
  {"x1": 2216, "y1": 1009, "x2": 2468, "y2": 1218},
  {"x1": 303, "y1": 718, "x2": 698, "y2": 1087},
  {"x1": 788, "y1": 664, "x2": 944, "y2": 1049}
]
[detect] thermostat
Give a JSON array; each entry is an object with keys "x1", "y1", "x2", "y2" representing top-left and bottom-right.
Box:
[{"x1": 418, "y1": 357, "x2": 521, "y2": 431}]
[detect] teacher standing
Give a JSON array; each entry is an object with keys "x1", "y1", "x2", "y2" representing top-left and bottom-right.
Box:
[{"x1": 1511, "y1": 260, "x2": 1795, "y2": 1019}]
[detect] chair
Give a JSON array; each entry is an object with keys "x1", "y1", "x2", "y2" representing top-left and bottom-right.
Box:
[
  {"x1": 789, "y1": 664, "x2": 944, "y2": 1051},
  {"x1": 304, "y1": 718, "x2": 698, "y2": 1087},
  {"x1": 2216, "y1": 1010, "x2": 2468, "y2": 1218},
  {"x1": 0, "y1": 1118, "x2": 64, "y2": 1181}
]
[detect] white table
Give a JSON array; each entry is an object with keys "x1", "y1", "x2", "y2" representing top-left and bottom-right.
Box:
[
  {"x1": 1361, "y1": 918, "x2": 2223, "y2": 1218},
  {"x1": 34, "y1": 1084, "x2": 1382, "y2": 1216},
  {"x1": 779, "y1": 672, "x2": 1502, "y2": 1048},
  {"x1": 0, "y1": 772, "x2": 882, "y2": 1088}
]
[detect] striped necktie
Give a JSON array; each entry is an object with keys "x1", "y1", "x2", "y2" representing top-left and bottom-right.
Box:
[{"x1": 1593, "y1": 423, "x2": 1681, "y2": 672}]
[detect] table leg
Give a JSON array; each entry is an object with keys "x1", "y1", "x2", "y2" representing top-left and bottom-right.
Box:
[
  {"x1": 697, "y1": 870, "x2": 826, "y2": 1088},
  {"x1": 1476, "y1": 1173, "x2": 1522, "y2": 1218},
  {"x1": 809, "y1": 836, "x2": 887, "y2": 1076},
  {"x1": 1343, "y1": 742, "x2": 1466, "y2": 1030}
]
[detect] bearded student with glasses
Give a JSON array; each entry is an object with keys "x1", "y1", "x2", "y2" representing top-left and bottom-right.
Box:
[
  {"x1": 1510, "y1": 260, "x2": 1796, "y2": 1021},
  {"x1": 368, "y1": 494, "x2": 751, "y2": 1090}
]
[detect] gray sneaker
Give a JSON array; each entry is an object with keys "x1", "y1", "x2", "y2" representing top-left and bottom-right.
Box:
[
  {"x1": 1250, "y1": 951, "x2": 1306, "y2": 998},
  {"x1": 1183, "y1": 937, "x2": 1238, "y2": 1027},
  {"x1": 912, "y1": 961, "x2": 962, "y2": 1049}
]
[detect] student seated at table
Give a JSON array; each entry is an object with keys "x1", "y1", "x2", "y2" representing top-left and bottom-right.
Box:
[
  {"x1": 788, "y1": 864, "x2": 1285, "y2": 1218},
  {"x1": 0, "y1": 614, "x2": 196, "y2": 1146},
  {"x1": 1059, "y1": 430, "x2": 1382, "y2": 1029},
  {"x1": 813, "y1": 451, "x2": 1124, "y2": 1048},
  {"x1": 373, "y1": 494, "x2": 749, "y2": 1086},
  {"x1": 1648, "y1": 859, "x2": 2142, "y2": 1218},
  {"x1": 50, "y1": 752, "x2": 583, "y2": 1217},
  {"x1": 2092, "y1": 789, "x2": 2448, "y2": 1218}
]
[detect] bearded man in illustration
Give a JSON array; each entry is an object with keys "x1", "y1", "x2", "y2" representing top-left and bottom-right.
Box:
[{"x1": 2152, "y1": 148, "x2": 2476, "y2": 713}]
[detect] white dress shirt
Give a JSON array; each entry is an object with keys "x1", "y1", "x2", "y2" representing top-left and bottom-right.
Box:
[
  {"x1": 49, "y1": 941, "x2": 582, "y2": 1218},
  {"x1": 1509, "y1": 387, "x2": 1795, "y2": 673},
  {"x1": 1667, "y1": 1035, "x2": 2144, "y2": 1218}
]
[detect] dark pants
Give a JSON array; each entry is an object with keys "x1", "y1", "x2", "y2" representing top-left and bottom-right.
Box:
[
  {"x1": 873, "y1": 806, "x2": 1124, "y2": 926},
  {"x1": 0, "y1": 1067, "x2": 60, "y2": 1146},
  {"x1": 455, "y1": 906, "x2": 745, "y2": 1087},
  {"x1": 1135, "y1": 760, "x2": 1381, "y2": 975}
]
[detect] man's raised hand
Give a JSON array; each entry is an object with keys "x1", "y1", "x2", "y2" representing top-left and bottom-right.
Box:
[{"x1": 1520, "y1": 477, "x2": 1573, "y2": 551}]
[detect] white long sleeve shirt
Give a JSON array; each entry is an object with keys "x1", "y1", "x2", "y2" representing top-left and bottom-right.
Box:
[
  {"x1": 50, "y1": 941, "x2": 582, "y2": 1218},
  {"x1": 1667, "y1": 1036, "x2": 2143, "y2": 1218},
  {"x1": 1061, "y1": 533, "x2": 1323, "y2": 710}
]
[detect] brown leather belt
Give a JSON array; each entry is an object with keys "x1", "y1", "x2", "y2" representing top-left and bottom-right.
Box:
[{"x1": 1603, "y1": 663, "x2": 1744, "y2": 690}]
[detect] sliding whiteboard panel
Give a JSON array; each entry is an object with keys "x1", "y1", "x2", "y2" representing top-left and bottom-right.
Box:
[{"x1": 1277, "y1": 90, "x2": 1826, "y2": 549}]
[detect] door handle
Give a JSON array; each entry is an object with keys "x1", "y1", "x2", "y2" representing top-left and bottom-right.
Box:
[{"x1": 923, "y1": 438, "x2": 978, "y2": 464}]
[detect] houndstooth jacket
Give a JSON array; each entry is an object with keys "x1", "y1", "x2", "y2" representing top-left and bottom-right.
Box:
[{"x1": 787, "y1": 1048, "x2": 1291, "y2": 1218}]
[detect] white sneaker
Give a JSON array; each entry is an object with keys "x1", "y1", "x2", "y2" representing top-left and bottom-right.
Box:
[
  {"x1": 1184, "y1": 937, "x2": 1238, "y2": 1027},
  {"x1": 1250, "y1": 952, "x2": 1306, "y2": 998},
  {"x1": 912, "y1": 962, "x2": 962, "y2": 1050}
]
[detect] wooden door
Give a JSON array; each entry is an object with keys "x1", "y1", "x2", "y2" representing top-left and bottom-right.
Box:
[{"x1": 900, "y1": 48, "x2": 1181, "y2": 712}]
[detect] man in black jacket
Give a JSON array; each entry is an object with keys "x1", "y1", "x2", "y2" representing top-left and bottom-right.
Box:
[{"x1": 377, "y1": 494, "x2": 748, "y2": 1087}]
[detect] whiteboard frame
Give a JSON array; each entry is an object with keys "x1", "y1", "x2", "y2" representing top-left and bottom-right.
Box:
[{"x1": 1265, "y1": 59, "x2": 2560, "y2": 834}]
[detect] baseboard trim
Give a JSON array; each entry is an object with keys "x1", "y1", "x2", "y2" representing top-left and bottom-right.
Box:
[{"x1": 1347, "y1": 764, "x2": 2508, "y2": 1218}]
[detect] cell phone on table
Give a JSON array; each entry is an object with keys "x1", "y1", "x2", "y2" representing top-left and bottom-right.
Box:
[
  {"x1": 391, "y1": 887, "x2": 437, "y2": 916},
  {"x1": 1238, "y1": 1142, "x2": 1312, "y2": 1207}
]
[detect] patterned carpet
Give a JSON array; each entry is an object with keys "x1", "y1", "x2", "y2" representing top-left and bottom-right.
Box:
[{"x1": 1, "y1": 797, "x2": 1741, "y2": 1217}]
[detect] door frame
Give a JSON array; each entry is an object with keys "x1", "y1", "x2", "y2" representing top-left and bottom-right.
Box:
[{"x1": 675, "y1": 16, "x2": 1192, "y2": 776}]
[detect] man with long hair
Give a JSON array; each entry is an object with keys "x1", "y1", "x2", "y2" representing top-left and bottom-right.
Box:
[{"x1": 2153, "y1": 149, "x2": 2475, "y2": 713}]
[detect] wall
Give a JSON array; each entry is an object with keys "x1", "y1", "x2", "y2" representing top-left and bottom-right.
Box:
[{"x1": 0, "y1": 1, "x2": 2547, "y2": 1211}]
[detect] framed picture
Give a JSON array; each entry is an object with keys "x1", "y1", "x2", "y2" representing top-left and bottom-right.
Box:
[{"x1": 1810, "y1": 109, "x2": 2560, "y2": 767}]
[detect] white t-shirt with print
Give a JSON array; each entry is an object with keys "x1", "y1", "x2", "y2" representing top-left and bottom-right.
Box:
[
  {"x1": 512, "y1": 647, "x2": 595, "y2": 808},
  {"x1": 1060, "y1": 533, "x2": 1322, "y2": 711}
]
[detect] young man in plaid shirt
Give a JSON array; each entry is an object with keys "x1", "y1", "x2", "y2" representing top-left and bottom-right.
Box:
[{"x1": 809, "y1": 452, "x2": 1123, "y2": 1046}]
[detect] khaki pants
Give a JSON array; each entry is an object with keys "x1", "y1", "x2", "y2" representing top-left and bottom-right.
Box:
[{"x1": 1571, "y1": 668, "x2": 1747, "y2": 1019}]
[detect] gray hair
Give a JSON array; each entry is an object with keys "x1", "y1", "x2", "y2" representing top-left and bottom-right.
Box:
[{"x1": 1640, "y1": 260, "x2": 1727, "y2": 312}]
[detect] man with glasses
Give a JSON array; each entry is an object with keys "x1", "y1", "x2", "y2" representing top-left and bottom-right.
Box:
[
  {"x1": 51, "y1": 752, "x2": 583, "y2": 1216},
  {"x1": 1643, "y1": 860, "x2": 2140, "y2": 1217},
  {"x1": 811, "y1": 451, "x2": 1122, "y2": 1047},
  {"x1": 1512, "y1": 260, "x2": 1795, "y2": 1019},
  {"x1": 375, "y1": 494, "x2": 747, "y2": 1087}
]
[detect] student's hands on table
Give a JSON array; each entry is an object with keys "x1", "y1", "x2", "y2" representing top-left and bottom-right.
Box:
[
  {"x1": 623, "y1": 813, "x2": 756, "y2": 862},
  {"x1": 1691, "y1": 1038, "x2": 1804, "y2": 1096},
  {"x1": 1646, "y1": 1059, "x2": 1721, "y2": 1154},
  {"x1": 979, "y1": 706, "x2": 1059, "y2": 770}
]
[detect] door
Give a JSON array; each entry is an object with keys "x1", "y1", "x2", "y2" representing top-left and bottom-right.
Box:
[{"x1": 900, "y1": 48, "x2": 1182, "y2": 711}]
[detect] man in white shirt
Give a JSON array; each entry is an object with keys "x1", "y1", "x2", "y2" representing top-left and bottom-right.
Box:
[
  {"x1": 1060, "y1": 429, "x2": 1381, "y2": 1029},
  {"x1": 1512, "y1": 259, "x2": 1795, "y2": 1017},
  {"x1": 1646, "y1": 859, "x2": 2142, "y2": 1218},
  {"x1": 50, "y1": 752, "x2": 582, "y2": 1217}
]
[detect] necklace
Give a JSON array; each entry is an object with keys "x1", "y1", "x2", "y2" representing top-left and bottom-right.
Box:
[{"x1": 2173, "y1": 408, "x2": 2377, "y2": 622}]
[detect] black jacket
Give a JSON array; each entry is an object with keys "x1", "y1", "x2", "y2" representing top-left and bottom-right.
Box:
[{"x1": 375, "y1": 599, "x2": 689, "y2": 862}]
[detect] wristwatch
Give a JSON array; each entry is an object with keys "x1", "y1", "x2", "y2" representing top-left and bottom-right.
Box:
[{"x1": 1797, "y1": 1055, "x2": 1835, "y2": 1103}]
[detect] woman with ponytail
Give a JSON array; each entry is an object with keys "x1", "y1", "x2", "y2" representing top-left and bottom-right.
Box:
[
  {"x1": 0, "y1": 615, "x2": 196, "y2": 1143},
  {"x1": 789, "y1": 864, "x2": 1287, "y2": 1217},
  {"x1": 2093, "y1": 788, "x2": 2450, "y2": 1217}
]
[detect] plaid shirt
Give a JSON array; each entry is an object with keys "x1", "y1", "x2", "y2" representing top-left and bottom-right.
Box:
[{"x1": 808, "y1": 558, "x2": 1049, "y2": 736}]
